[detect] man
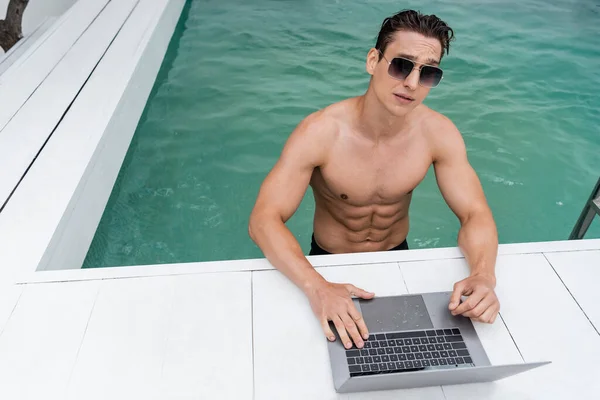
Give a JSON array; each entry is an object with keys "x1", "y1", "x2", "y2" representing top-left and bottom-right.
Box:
[{"x1": 248, "y1": 10, "x2": 500, "y2": 351}]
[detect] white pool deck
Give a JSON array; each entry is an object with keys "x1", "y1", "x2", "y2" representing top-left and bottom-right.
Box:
[{"x1": 0, "y1": 0, "x2": 599, "y2": 399}]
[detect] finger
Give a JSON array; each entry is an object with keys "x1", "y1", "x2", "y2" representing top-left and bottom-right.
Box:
[
  {"x1": 490, "y1": 307, "x2": 499, "y2": 324},
  {"x1": 476, "y1": 303, "x2": 499, "y2": 323},
  {"x1": 448, "y1": 280, "x2": 466, "y2": 311},
  {"x1": 332, "y1": 316, "x2": 352, "y2": 349},
  {"x1": 452, "y1": 289, "x2": 485, "y2": 316},
  {"x1": 347, "y1": 305, "x2": 369, "y2": 340},
  {"x1": 321, "y1": 318, "x2": 336, "y2": 342},
  {"x1": 463, "y1": 295, "x2": 495, "y2": 319},
  {"x1": 346, "y1": 284, "x2": 375, "y2": 299},
  {"x1": 341, "y1": 313, "x2": 365, "y2": 348}
]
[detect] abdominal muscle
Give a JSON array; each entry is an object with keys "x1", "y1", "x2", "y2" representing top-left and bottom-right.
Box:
[{"x1": 310, "y1": 187, "x2": 411, "y2": 254}]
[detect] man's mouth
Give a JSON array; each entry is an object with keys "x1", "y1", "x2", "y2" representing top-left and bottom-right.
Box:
[{"x1": 394, "y1": 93, "x2": 414, "y2": 101}]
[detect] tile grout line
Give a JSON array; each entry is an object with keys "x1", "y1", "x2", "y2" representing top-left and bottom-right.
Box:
[
  {"x1": 0, "y1": 285, "x2": 25, "y2": 339},
  {"x1": 65, "y1": 280, "x2": 102, "y2": 392},
  {"x1": 543, "y1": 253, "x2": 600, "y2": 337},
  {"x1": 499, "y1": 312, "x2": 525, "y2": 362}
]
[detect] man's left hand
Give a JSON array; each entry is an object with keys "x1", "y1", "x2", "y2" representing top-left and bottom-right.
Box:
[{"x1": 448, "y1": 274, "x2": 499, "y2": 323}]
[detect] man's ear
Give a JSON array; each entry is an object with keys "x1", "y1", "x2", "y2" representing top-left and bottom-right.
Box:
[{"x1": 365, "y1": 48, "x2": 380, "y2": 76}]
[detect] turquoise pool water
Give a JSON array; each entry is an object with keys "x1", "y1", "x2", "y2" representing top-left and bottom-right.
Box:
[{"x1": 83, "y1": 0, "x2": 600, "y2": 268}]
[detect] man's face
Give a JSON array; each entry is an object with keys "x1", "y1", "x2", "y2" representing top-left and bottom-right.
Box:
[{"x1": 367, "y1": 31, "x2": 443, "y2": 117}]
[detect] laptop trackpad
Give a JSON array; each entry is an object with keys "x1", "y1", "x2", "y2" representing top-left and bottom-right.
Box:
[{"x1": 358, "y1": 295, "x2": 434, "y2": 332}]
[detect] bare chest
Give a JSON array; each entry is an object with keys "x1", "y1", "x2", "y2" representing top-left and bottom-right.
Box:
[{"x1": 312, "y1": 136, "x2": 432, "y2": 206}]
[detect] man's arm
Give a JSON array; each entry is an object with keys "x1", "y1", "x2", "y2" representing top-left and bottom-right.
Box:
[
  {"x1": 430, "y1": 116, "x2": 500, "y2": 323},
  {"x1": 249, "y1": 112, "x2": 374, "y2": 349}
]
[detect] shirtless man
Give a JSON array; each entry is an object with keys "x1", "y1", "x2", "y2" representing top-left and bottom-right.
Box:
[{"x1": 248, "y1": 10, "x2": 500, "y2": 350}]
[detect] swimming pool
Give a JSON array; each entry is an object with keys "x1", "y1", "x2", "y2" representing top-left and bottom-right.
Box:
[{"x1": 82, "y1": 0, "x2": 600, "y2": 268}]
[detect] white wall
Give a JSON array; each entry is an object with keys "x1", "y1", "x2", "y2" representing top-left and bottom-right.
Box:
[{"x1": 0, "y1": 0, "x2": 77, "y2": 54}]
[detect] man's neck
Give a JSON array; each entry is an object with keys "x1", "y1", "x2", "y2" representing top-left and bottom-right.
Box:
[{"x1": 356, "y1": 90, "x2": 413, "y2": 142}]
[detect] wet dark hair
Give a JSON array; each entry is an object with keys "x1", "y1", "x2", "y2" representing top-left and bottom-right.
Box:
[{"x1": 375, "y1": 10, "x2": 455, "y2": 60}]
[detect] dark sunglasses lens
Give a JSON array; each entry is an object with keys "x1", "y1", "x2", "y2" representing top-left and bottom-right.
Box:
[
  {"x1": 420, "y1": 66, "x2": 443, "y2": 87},
  {"x1": 388, "y1": 58, "x2": 414, "y2": 80}
]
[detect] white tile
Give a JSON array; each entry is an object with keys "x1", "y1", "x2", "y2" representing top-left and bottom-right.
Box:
[
  {"x1": 0, "y1": 280, "x2": 100, "y2": 399},
  {"x1": 66, "y1": 273, "x2": 253, "y2": 400},
  {"x1": 65, "y1": 276, "x2": 177, "y2": 399},
  {"x1": 399, "y1": 257, "x2": 523, "y2": 366},
  {"x1": 440, "y1": 254, "x2": 600, "y2": 399},
  {"x1": 157, "y1": 272, "x2": 253, "y2": 399},
  {"x1": 544, "y1": 250, "x2": 600, "y2": 332},
  {"x1": 252, "y1": 263, "x2": 444, "y2": 400}
]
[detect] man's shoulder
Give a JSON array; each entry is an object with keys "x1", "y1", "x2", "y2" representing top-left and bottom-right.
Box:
[
  {"x1": 292, "y1": 98, "x2": 356, "y2": 140},
  {"x1": 417, "y1": 106, "x2": 466, "y2": 160}
]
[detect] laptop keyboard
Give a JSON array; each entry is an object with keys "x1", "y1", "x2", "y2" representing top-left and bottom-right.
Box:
[{"x1": 345, "y1": 328, "x2": 474, "y2": 377}]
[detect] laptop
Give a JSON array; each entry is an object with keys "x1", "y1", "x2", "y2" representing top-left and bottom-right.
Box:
[{"x1": 326, "y1": 291, "x2": 550, "y2": 393}]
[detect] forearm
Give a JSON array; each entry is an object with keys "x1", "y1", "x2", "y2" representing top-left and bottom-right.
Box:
[
  {"x1": 249, "y1": 214, "x2": 326, "y2": 293},
  {"x1": 457, "y1": 210, "x2": 498, "y2": 285}
]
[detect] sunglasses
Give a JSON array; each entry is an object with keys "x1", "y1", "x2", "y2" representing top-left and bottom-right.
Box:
[{"x1": 378, "y1": 50, "x2": 444, "y2": 88}]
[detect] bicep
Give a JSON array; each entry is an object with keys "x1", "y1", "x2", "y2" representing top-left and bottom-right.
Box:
[
  {"x1": 433, "y1": 127, "x2": 489, "y2": 224},
  {"x1": 251, "y1": 115, "x2": 326, "y2": 223}
]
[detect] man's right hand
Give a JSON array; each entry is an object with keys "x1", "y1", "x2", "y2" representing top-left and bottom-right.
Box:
[{"x1": 305, "y1": 280, "x2": 375, "y2": 349}]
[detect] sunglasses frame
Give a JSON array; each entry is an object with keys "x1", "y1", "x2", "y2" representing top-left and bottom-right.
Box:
[{"x1": 377, "y1": 49, "x2": 444, "y2": 88}]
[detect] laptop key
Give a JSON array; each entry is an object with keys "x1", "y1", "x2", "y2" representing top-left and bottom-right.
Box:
[
  {"x1": 432, "y1": 352, "x2": 440, "y2": 358},
  {"x1": 356, "y1": 357, "x2": 364, "y2": 364},
  {"x1": 419, "y1": 345, "x2": 427, "y2": 352},
  {"x1": 386, "y1": 348, "x2": 394, "y2": 355},
  {"x1": 388, "y1": 340, "x2": 396, "y2": 346},
  {"x1": 362, "y1": 364, "x2": 370, "y2": 372},
  {"x1": 428, "y1": 338, "x2": 437, "y2": 344},
  {"x1": 404, "y1": 339, "x2": 412, "y2": 345},
  {"x1": 379, "y1": 341, "x2": 388, "y2": 348},
  {"x1": 382, "y1": 355, "x2": 390, "y2": 362},
  {"x1": 415, "y1": 353, "x2": 424, "y2": 360},
  {"x1": 346, "y1": 350, "x2": 360, "y2": 357},
  {"x1": 451, "y1": 342, "x2": 466, "y2": 350},
  {"x1": 449, "y1": 350, "x2": 458, "y2": 357},
  {"x1": 452, "y1": 328, "x2": 460, "y2": 335},
  {"x1": 437, "y1": 337, "x2": 445, "y2": 343},
  {"x1": 364, "y1": 342, "x2": 371, "y2": 348},
  {"x1": 407, "y1": 354, "x2": 415, "y2": 360},
  {"x1": 426, "y1": 330, "x2": 436, "y2": 336},
  {"x1": 410, "y1": 346, "x2": 419, "y2": 352},
  {"x1": 387, "y1": 362, "x2": 396, "y2": 370},
  {"x1": 439, "y1": 359, "x2": 448, "y2": 365},
  {"x1": 369, "y1": 349, "x2": 377, "y2": 356},
  {"x1": 396, "y1": 361, "x2": 405, "y2": 369},
  {"x1": 447, "y1": 357, "x2": 455, "y2": 364},
  {"x1": 374, "y1": 356, "x2": 382, "y2": 363},
  {"x1": 379, "y1": 363, "x2": 388, "y2": 371},
  {"x1": 399, "y1": 354, "x2": 407, "y2": 361},
  {"x1": 368, "y1": 334, "x2": 376, "y2": 341},
  {"x1": 372, "y1": 342, "x2": 380, "y2": 348},
  {"x1": 457, "y1": 349, "x2": 470, "y2": 356},
  {"x1": 376, "y1": 334, "x2": 386, "y2": 340},
  {"x1": 394, "y1": 347, "x2": 403, "y2": 354},
  {"x1": 440, "y1": 351, "x2": 449, "y2": 358},
  {"x1": 405, "y1": 361, "x2": 414, "y2": 368},
  {"x1": 424, "y1": 352, "x2": 432, "y2": 359},
  {"x1": 435, "y1": 344, "x2": 444, "y2": 351},
  {"x1": 348, "y1": 358, "x2": 356, "y2": 365},
  {"x1": 414, "y1": 360, "x2": 423, "y2": 368},
  {"x1": 422, "y1": 360, "x2": 431, "y2": 367},
  {"x1": 390, "y1": 355, "x2": 398, "y2": 362},
  {"x1": 364, "y1": 356, "x2": 373, "y2": 363},
  {"x1": 371, "y1": 364, "x2": 379, "y2": 371},
  {"x1": 413, "y1": 338, "x2": 423, "y2": 345},
  {"x1": 464, "y1": 357, "x2": 473, "y2": 364},
  {"x1": 427, "y1": 344, "x2": 436, "y2": 351},
  {"x1": 349, "y1": 365, "x2": 362, "y2": 373},
  {"x1": 445, "y1": 335, "x2": 464, "y2": 342},
  {"x1": 360, "y1": 350, "x2": 369, "y2": 356},
  {"x1": 431, "y1": 359, "x2": 439, "y2": 366},
  {"x1": 444, "y1": 329, "x2": 453, "y2": 335},
  {"x1": 377, "y1": 348, "x2": 386, "y2": 355},
  {"x1": 396, "y1": 339, "x2": 404, "y2": 346},
  {"x1": 455, "y1": 357, "x2": 465, "y2": 364},
  {"x1": 436, "y1": 329, "x2": 444, "y2": 335},
  {"x1": 402, "y1": 346, "x2": 410, "y2": 353}
]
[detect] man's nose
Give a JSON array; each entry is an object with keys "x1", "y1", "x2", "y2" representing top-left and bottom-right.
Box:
[{"x1": 403, "y1": 68, "x2": 419, "y2": 91}]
